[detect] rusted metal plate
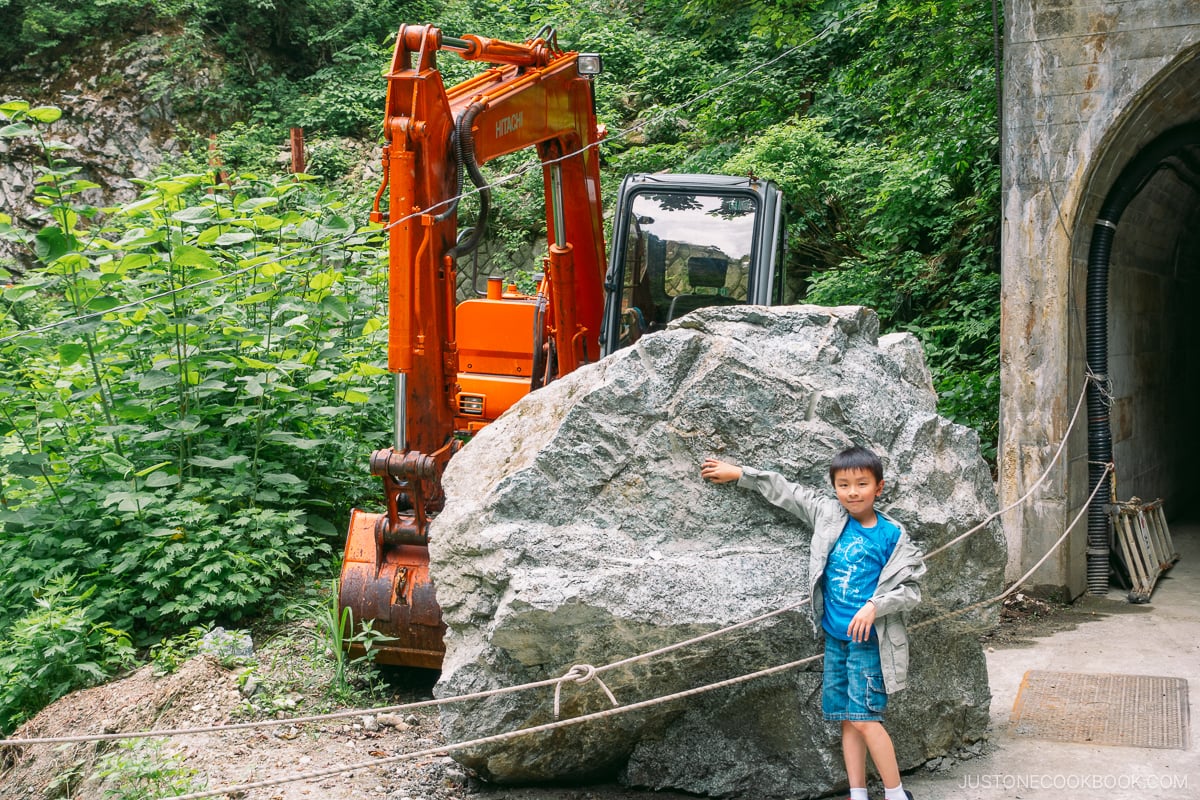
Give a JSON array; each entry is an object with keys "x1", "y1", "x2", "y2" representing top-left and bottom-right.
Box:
[{"x1": 1011, "y1": 670, "x2": 1190, "y2": 749}]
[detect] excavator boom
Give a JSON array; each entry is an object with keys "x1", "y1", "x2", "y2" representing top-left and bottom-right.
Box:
[{"x1": 340, "y1": 24, "x2": 787, "y2": 669}]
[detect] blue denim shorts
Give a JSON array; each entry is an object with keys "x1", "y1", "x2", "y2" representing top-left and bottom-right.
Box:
[{"x1": 822, "y1": 632, "x2": 888, "y2": 721}]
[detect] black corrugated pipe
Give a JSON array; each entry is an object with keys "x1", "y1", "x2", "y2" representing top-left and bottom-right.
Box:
[
  {"x1": 446, "y1": 103, "x2": 491, "y2": 260},
  {"x1": 431, "y1": 128, "x2": 462, "y2": 224},
  {"x1": 1085, "y1": 122, "x2": 1200, "y2": 594}
]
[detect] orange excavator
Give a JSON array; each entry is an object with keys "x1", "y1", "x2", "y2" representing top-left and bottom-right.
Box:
[{"x1": 339, "y1": 23, "x2": 788, "y2": 668}]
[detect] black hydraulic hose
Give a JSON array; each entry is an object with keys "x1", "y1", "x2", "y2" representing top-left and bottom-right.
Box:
[
  {"x1": 446, "y1": 103, "x2": 491, "y2": 261},
  {"x1": 431, "y1": 128, "x2": 462, "y2": 223},
  {"x1": 1084, "y1": 122, "x2": 1200, "y2": 594}
]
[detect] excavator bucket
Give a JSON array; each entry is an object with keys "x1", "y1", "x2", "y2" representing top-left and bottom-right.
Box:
[{"x1": 339, "y1": 508, "x2": 446, "y2": 669}]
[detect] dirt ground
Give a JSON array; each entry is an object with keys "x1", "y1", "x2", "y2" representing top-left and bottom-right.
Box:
[
  {"x1": 0, "y1": 621, "x2": 699, "y2": 800},
  {"x1": 0, "y1": 596, "x2": 1120, "y2": 800}
]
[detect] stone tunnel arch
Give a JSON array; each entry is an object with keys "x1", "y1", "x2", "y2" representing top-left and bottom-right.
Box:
[
  {"x1": 1000, "y1": 4, "x2": 1200, "y2": 598},
  {"x1": 1068, "y1": 43, "x2": 1200, "y2": 586}
]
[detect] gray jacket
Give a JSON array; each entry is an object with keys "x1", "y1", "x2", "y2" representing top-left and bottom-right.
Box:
[{"x1": 738, "y1": 466, "x2": 926, "y2": 693}]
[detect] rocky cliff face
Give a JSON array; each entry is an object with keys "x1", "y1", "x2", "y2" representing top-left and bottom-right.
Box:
[
  {"x1": 0, "y1": 32, "x2": 220, "y2": 273},
  {"x1": 429, "y1": 305, "x2": 1005, "y2": 798}
]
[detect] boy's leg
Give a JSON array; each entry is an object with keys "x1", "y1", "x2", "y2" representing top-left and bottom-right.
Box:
[
  {"x1": 840, "y1": 720, "x2": 869, "y2": 787},
  {"x1": 823, "y1": 636, "x2": 869, "y2": 797},
  {"x1": 846, "y1": 720, "x2": 900, "y2": 788}
]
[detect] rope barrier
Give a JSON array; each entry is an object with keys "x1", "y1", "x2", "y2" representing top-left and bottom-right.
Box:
[
  {"x1": 86, "y1": 463, "x2": 1116, "y2": 800},
  {"x1": 0, "y1": 374, "x2": 1099, "y2": 752},
  {"x1": 0, "y1": 597, "x2": 810, "y2": 747},
  {"x1": 923, "y1": 376, "x2": 1090, "y2": 560},
  {"x1": 0, "y1": 452, "x2": 1112, "y2": 800}
]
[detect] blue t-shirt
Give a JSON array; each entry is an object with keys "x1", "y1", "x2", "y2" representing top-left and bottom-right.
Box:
[{"x1": 821, "y1": 514, "x2": 902, "y2": 641}]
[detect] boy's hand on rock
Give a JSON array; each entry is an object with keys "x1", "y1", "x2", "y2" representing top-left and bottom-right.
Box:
[
  {"x1": 700, "y1": 458, "x2": 742, "y2": 484},
  {"x1": 847, "y1": 600, "x2": 877, "y2": 642}
]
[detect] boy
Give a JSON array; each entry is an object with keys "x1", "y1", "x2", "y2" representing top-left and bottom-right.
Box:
[{"x1": 700, "y1": 446, "x2": 924, "y2": 800}]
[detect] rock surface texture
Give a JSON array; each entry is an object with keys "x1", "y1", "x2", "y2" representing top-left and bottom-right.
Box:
[{"x1": 430, "y1": 305, "x2": 1005, "y2": 799}]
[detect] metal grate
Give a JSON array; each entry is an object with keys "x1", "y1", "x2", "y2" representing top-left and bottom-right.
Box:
[{"x1": 1010, "y1": 670, "x2": 1190, "y2": 749}]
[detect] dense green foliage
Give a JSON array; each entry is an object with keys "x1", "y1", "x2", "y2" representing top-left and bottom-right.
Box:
[
  {"x1": 0, "y1": 0, "x2": 1001, "y2": 731},
  {"x1": 0, "y1": 100, "x2": 390, "y2": 730}
]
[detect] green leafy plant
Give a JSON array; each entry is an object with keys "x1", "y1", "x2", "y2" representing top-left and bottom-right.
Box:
[
  {"x1": 0, "y1": 101, "x2": 391, "y2": 726},
  {"x1": 288, "y1": 579, "x2": 395, "y2": 700},
  {"x1": 92, "y1": 737, "x2": 206, "y2": 799},
  {"x1": 0, "y1": 577, "x2": 135, "y2": 733},
  {"x1": 148, "y1": 625, "x2": 210, "y2": 675}
]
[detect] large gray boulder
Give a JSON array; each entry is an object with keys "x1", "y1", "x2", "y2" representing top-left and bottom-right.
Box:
[{"x1": 429, "y1": 305, "x2": 1004, "y2": 798}]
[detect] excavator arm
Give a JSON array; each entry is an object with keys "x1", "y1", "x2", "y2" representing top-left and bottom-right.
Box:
[{"x1": 340, "y1": 25, "x2": 608, "y2": 668}]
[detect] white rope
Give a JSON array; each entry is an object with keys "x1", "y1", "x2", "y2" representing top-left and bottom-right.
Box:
[
  {"x1": 914, "y1": 463, "x2": 1112, "y2": 630},
  {"x1": 553, "y1": 664, "x2": 618, "y2": 719},
  {"x1": 924, "y1": 376, "x2": 1089, "y2": 559},
  {"x1": 150, "y1": 467, "x2": 1113, "y2": 800}
]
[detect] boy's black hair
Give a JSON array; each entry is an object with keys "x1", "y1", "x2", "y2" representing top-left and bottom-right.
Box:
[{"x1": 828, "y1": 445, "x2": 884, "y2": 485}]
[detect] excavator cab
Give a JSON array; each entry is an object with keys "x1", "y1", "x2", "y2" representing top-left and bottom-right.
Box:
[{"x1": 600, "y1": 173, "x2": 787, "y2": 355}]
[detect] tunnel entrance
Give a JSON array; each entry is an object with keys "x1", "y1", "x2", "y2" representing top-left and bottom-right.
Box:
[
  {"x1": 1103, "y1": 137, "x2": 1200, "y2": 511},
  {"x1": 1071, "y1": 45, "x2": 1200, "y2": 592}
]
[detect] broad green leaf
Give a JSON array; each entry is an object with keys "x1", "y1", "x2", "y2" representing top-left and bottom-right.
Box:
[
  {"x1": 173, "y1": 244, "x2": 218, "y2": 269},
  {"x1": 190, "y1": 267, "x2": 224, "y2": 283},
  {"x1": 239, "y1": 289, "x2": 278, "y2": 304},
  {"x1": 171, "y1": 206, "x2": 215, "y2": 224},
  {"x1": 239, "y1": 356, "x2": 273, "y2": 370},
  {"x1": 163, "y1": 416, "x2": 206, "y2": 433},
  {"x1": 361, "y1": 317, "x2": 384, "y2": 336},
  {"x1": 101, "y1": 452, "x2": 135, "y2": 475},
  {"x1": 58, "y1": 342, "x2": 86, "y2": 366},
  {"x1": 137, "y1": 370, "x2": 177, "y2": 391},
  {"x1": 118, "y1": 195, "x2": 163, "y2": 217},
  {"x1": 3, "y1": 285, "x2": 36, "y2": 303},
  {"x1": 319, "y1": 295, "x2": 350, "y2": 321},
  {"x1": 113, "y1": 252, "x2": 155, "y2": 271},
  {"x1": 216, "y1": 231, "x2": 255, "y2": 246},
  {"x1": 189, "y1": 454, "x2": 249, "y2": 469},
  {"x1": 261, "y1": 472, "x2": 304, "y2": 486},
  {"x1": 309, "y1": 271, "x2": 337, "y2": 291},
  {"x1": 86, "y1": 295, "x2": 121, "y2": 311},
  {"x1": 27, "y1": 106, "x2": 62, "y2": 123},
  {"x1": 0, "y1": 100, "x2": 30, "y2": 114},
  {"x1": 0, "y1": 122, "x2": 34, "y2": 138},
  {"x1": 341, "y1": 389, "x2": 370, "y2": 403},
  {"x1": 34, "y1": 226, "x2": 71, "y2": 263},
  {"x1": 305, "y1": 514, "x2": 338, "y2": 536},
  {"x1": 145, "y1": 471, "x2": 181, "y2": 487},
  {"x1": 263, "y1": 432, "x2": 327, "y2": 450},
  {"x1": 237, "y1": 196, "x2": 279, "y2": 212},
  {"x1": 241, "y1": 375, "x2": 265, "y2": 397},
  {"x1": 116, "y1": 228, "x2": 165, "y2": 248}
]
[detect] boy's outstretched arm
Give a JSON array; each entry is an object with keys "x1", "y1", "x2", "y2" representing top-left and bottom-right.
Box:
[{"x1": 700, "y1": 458, "x2": 743, "y2": 484}]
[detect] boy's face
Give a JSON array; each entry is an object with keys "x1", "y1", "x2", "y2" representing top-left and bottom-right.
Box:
[{"x1": 832, "y1": 467, "x2": 883, "y2": 522}]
